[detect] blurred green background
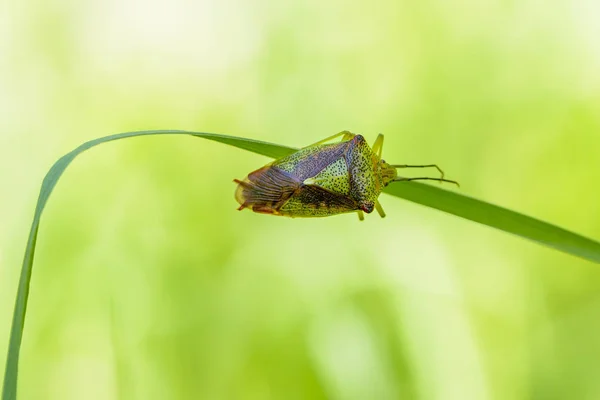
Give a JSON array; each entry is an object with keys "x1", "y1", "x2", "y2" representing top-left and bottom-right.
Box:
[{"x1": 2, "y1": 0, "x2": 600, "y2": 399}]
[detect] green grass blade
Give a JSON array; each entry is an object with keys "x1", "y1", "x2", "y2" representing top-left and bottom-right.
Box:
[
  {"x1": 1, "y1": 130, "x2": 296, "y2": 400},
  {"x1": 383, "y1": 183, "x2": 600, "y2": 263},
  {"x1": 3, "y1": 129, "x2": 600, "y2": 399}
]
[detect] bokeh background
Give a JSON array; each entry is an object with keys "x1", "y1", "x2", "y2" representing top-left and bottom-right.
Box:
[{"x1": 2, "y1": 1, "x2": 600, "y2": 399}]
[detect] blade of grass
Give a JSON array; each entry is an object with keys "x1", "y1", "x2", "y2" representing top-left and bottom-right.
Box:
[
  {"x1": 3, "y1": 129, "x2": 600, "y2": 399},
  {"x1": 1, "y1": 130, "x2": 296, "y2": 400},
  {"x1": 383, "y1": 183, "x2": 600, "y2": 263}
]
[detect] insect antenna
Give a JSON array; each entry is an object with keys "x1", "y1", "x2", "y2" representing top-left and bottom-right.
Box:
[
  {"x1": 390, "y1": 164, "x2": 445, "y2": 179},
  {"x1": 393, "y1": 176, "x2": 460, "y2": 187}
]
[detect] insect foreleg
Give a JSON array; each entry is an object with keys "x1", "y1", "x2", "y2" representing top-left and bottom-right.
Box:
[{"x1": 375, "y1": 200, "x2": 386, "y2": 218}]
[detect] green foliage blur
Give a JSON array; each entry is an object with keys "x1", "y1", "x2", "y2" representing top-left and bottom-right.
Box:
[{"x1": 2, "y1": 1, "x2": 600, "y2": 399}]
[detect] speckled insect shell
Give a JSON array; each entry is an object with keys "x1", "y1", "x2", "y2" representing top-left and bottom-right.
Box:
[{"x1": 234, "y1": 132, "x2": 397, "y2": 219}]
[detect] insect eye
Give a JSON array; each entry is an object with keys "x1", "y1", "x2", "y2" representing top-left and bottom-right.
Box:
[{"x1": 381, "y1": 159, "x2": 386, "y2": 164}]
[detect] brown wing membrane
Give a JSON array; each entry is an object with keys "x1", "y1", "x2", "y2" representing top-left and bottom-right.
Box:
[{"x1": 234, "y1": 166, "x2": 301, "y2": 214}]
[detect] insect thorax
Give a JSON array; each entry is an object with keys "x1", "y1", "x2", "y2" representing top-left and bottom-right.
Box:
[{"x1": 346, "y1": 136, "x2": 381, "y2": 210}]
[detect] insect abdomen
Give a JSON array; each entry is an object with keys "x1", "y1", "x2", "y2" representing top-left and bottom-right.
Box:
[
  {"x1": 346, "y1": 135, "x2": 379, "y2": 205},
  {"x1": 234, "y1": 163, "x2": 359, "y2": 217}
]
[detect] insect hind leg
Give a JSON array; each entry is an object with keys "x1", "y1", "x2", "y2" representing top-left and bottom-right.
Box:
[{"x1": 303, "y1": 131, "x2": 356, "y2": 148}]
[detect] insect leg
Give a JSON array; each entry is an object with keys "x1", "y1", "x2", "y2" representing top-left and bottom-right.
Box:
[
  {"x1": 302, "y1": 131, "x2": 356, "y2": 148},
  {"x1": 394, "y1": 177, "x2": 460, "y2": 187},
  {"x1": 371, "y1": 134, "x2": 384, "y2": 159},
  {"x1": 374, "y1": 200, "x2": 386, "y2": 218},
  {"x1": 357, "y1": 210, "x2": 365, "y2": 221},
  {"x1": 391, "y1": 164, "x2": 445, "y2": 179},
  {"x1": 341, "y1": 131, "x2": 356, "y2": 141}
]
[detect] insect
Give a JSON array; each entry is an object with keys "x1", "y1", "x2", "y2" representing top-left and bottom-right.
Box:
[{"x1": 234, "y1": 131, "x2": 458, "y2": 220}]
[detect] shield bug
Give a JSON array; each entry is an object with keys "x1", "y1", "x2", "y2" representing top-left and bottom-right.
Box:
[{"x1": 234, "y1": 131, "x2": 458, "y2": 220}]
